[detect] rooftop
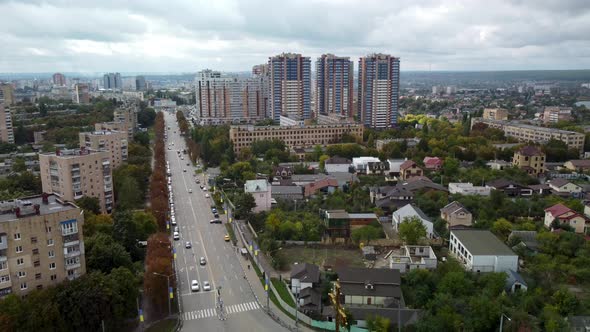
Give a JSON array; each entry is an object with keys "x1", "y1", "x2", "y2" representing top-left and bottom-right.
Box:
[
  {"x1": 0, "y1": 193, "x2": 79, "y2": 223},
  {"x1": 451, "y1": 230, "x2": 516, "y2": 256},
  {"x1": 290, "y1": 263, "x2": 320, "y2": 283},
  {"x1": 338, "y1": 267, "x2": 401, "y2": 298},
  {"x1": 517, "y1": 145, "x2": 544, "y2": 156},
  {"x1": 476, "y1": 118, "x2": 584, "y2": 135},
  {"x1": 244, "y1": 179, "x2": 269, "y2": 193},
  {"x1": 271, "y1": 185, "x2": 303, "y2": 195}
]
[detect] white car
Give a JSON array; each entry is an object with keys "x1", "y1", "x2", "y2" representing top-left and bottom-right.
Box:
[
  {"x1": 185, "y1": 241, "x2": 192, "y2": 249},
  {"x1": 205, "y1": 194, "x2": 210, "y2": 198},
  {"x1": 188, "y1": 189, "x2": 192, "y2": 193},
  {"x1": 173, "y1": 232, "x2": 180, "y2": 240},
  {"x1": 203, "y1": 281, "x2": 211, "y2": 291},
  {"x1": 191, "y1": 280, "x2": 199, "y2": 292}
]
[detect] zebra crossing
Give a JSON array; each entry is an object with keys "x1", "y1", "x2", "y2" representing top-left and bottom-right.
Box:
[{"x1": 182, "y1": 301, "x2": 260, "y2": 321}]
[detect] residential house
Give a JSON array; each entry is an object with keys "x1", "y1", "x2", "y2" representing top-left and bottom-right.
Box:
[
  {"x1": 392, "y1": 204, "x2": 434, "y2": 238},
  {"x1": 298, "y1": 287, "x2": 322, "y2": 315},
  {"x1": 390, "y1": 246, "x2": 438, "y2": 273},
  {"x1": 505, "y1": 269, "x2": 528, "y2": 293},
  {"x1": 290, "y1": 263, "x2": 320, "y2": 295},
  {"x1": 508, "y1": 231, "x2": 539, "y2": 253},
  {"x1": 564, "y1": 159, "x2": 590, "y2": 173},
  {"x1": 271, "y1": 185, "x2": 304, "y2": 201},
  {"x1": 423, "y1": 157, "x2": 443, "y2": 171},
  {"x1": 352, "y1": 157, "x2": 387, "y2": 175},
  {"x1": 272, "y1": 166, "x2": 293, "y2": 179},
  {"x1": 397, "y1": 177, "x2": 447, "y2": 193},
  {"x1": 386, "y1": 159, "x2": 407, "y2": 180},
  {"x1": 544, "y1": 203, "x2": 587, "y2": 234},
  {"x1": 512, "y1": 145, "x2": 546, "y2": 177},
  {"x1": 399, "y1": 160, "x2": 423, "y2": 180},
  {"x1": 487, "y1": 160, "x2": 511, "y2": 171},
  {"x1": 324, "y1": 156, "x2": 352, "y2": 173},
  {"x1": 449, "y1": 229, "x2": 519, "y2": 273},
  {"x1": 323, "y1": 210, "x2": 378, "y2": 243},
  {"x1": 486, "y1": 179, "x2": 533, "y2": 197},
  {"x1": 290, "y1": 173, "x2": 354, "y2": 190},
  {"x1": 448, "y1": 182, "x2": 491, "y2": 196},
  {"x1": 567, "y1": 316, "x2": 590, "y2": 332},
  {"x1": 371, "y1": 186, "x2": 414, "y2": 214},
  {"x1": 244, "y1": 179, "x2": 272, "y2": 213},
  {"x1": 440, "y1": 201, "x2": 473, "y2": 227},
  {"x1": 302, "y1": 178, "x2": 338, "y2": 197},
  {"x1": 548, "y1": 178, "x2": 583, "y2": 198},
  {"x1": 528, "y1": 183, "x2": 552, "y2": 196},
  {"x1": 337, "y1": 268, "x2": 422, "y2": 329}
]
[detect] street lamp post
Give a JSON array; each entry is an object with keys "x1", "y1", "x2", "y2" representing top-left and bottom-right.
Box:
[
  {"x1": 152, "y1": 272, "x2": 172, "y2": 317},
  {"x1": 499, "y1": 313, "x2": 511, "y2": 331}
]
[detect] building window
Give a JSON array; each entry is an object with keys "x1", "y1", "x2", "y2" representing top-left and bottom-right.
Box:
[
  {"x1": 49, "y1": 263, "x2": 56, "y2": 270},
  {"x1": 45, "y1": 226, "x2": 52, "y2": 233},
  {"x1": 61, "y1": 222, "x2": 78, "y2": 235},
  {"x1": 20, "y1": 283, "x2": 27, "y2": 290},
  {"x1": 0, "y1": 261, "x2": 6, "y2": 270},
  {"x1": 33, "y1": 260, "x2": 40, "y2": 267},
  {"x1": 32, "y1": 248, "x2": 39, "y2": 255},
  {"x1": 30, "y1": 237, "x2": 37, "y2": 244},
  {"x1": 17, "y1": 258, "x2": 24, "y2": 265},
  {"x1": 17, "y1": 271, "x2": 26, "y2": 278},
  {"x1": 35, "y1": 273, "x2": 41, "y2": 280},
  {"x1": 50, "y1": 274, "x2": 57, "y2": 281},
  {"x1": 48, "y1": 250, "x2": 55, "y2": 258},
  {"x1": 0, "y1": 275, "x2": 9, "y2": 283},
  {"x1": 47, "y1": 239, "x2": 54, "y2": 246},
  {"x1": 14, "y1": 233, "x2": 21, "y2": 240},
  {"x1": 16, "y1": 245, "x2": 23, "y2": 253}
]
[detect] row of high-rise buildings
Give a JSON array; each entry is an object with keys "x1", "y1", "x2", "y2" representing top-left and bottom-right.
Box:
[{"x1": 195, "y1": 53, "x2": 400, "y2": 129}]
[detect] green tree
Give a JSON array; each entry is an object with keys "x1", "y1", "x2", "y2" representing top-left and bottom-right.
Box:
[
  {"x1": 11, "y1": 157, "x2": 26, "y2": 172},
  {"x1": 366, "y1": 314, "x2": 391, "y2": 332},
  {"x1": 76, "y1": 196, "x2": 101, "y2": 215},
  {"x1": 137, "y1": 107, "x2": 156, "y2": 127},
  {"x1": 398, "y1": 216, "x2": 427, "y2": 245},
  {"x1": 133, "y1": 131, "x2": 150, "y2": 146},
  {"x1": 351, "y1": 225, "x2": 382, "y2": 245},
  {"x1": 115, "y1": 176, "x2": 143, "y2": 210},
  {"x1": 132, "y1": 211, "x2": 158, "y2": 240},
  {"x1": 85, "y1": 233, "x2": 133, "y2": 273},
  {"x1": 233, "y1": 192, "x2": 256, "y2": 219},
  {"x1": 83, "y1": 213, "x2": 113, "y2": 237},
  {"x1": 491, "y1": 218, "x2": 513, "y2": 241}
]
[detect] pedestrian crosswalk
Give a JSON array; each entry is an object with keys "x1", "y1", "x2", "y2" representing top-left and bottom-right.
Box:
[{"x1": 182, "y1": 301, "x2": 260, "y2": 321}]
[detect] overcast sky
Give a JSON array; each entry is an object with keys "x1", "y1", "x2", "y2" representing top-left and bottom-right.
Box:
[{"x1": 1, "y1": 0, "x2": 590, "y2": 73}]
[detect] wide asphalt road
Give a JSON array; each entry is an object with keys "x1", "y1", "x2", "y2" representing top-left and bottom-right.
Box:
[{"x1": 164, "y1": 111, "x2": 286, "y2": 331}]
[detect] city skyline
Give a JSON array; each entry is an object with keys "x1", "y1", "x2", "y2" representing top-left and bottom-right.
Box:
[{"x1": 1, "y1": 0, "x2": 590, "y2": 73}]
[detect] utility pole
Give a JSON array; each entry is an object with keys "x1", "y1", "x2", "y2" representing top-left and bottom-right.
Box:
[{"x1": 329, "y1": 279, "x2": 347, "y2": 332}]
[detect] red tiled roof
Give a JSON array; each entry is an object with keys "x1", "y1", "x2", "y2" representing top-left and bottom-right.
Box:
[
  {"x1": 423, "y1": 157, "x2": 443, "y2": 166},
  {"x1": 544, "y1": 203, "x2": 572, "y2": 217},
  {"x1": 304, "y1": 178, "x2": 338, "y2": 196}
]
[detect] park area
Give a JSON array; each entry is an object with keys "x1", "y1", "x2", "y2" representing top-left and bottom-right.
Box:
[{"x1": 276, "y1": 246, "x2": 365, "y2": 272}]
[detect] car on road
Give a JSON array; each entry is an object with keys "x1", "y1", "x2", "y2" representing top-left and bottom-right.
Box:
[
  {"x1": 173, "y1": 232, "x2": 180, "y2": 240},
  {"x1": 191, "y1": 280, "x2": 199, "y2": 292},
  {"x1": 214, "y1": 213, "x2": 219, "y2": 218},
  {"x1": 186, "y1": 163, "x2": 190, "y2": 166},
  {"x1": 200, "y1": 257, "x2": 206, "y2": 265},
  {"x1": 203, "y1": 187, "x2": 208, "y2": 191},
  {"x1": 171, "y1": 218, "x2": 177, "y2": 226},
  {"x1": 195, "y1": 179, "x2": 200, "y2": 184},
  {"x1": 167, "y1": 147, "x2": 171, "y2": 150},
  {"x1": 211, "y1": 208, "x2": 217, "y2": 213},
  {"x1": 210, "y1": 219, "x2": 222, "y2": 224},
  {"x1": 205, "y1": 194, "x2": 210, "y2": 198},
  {"x1": 188, "y1": 189, "x2": 192, "y2": 193},
  {"x1": 199, "y1": 185, "x2": 204, "y2": 189},
  {"x1": 203, "y1": 281, "x2": 211, "y2": 291},
  {"x1": 185, "y1": 241, "x2": 192, "y2": 249},
  {"x1": 224, "y1": 235, "x2": 230, "y2": 242},
  {"x1": 183, "y1": 169, "x2": 187, "y2": 172}
]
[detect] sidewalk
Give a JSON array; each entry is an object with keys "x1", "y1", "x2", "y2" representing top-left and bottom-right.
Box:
[{"x1": 232, "y1": 220, "x2": 314, "y2": 332}]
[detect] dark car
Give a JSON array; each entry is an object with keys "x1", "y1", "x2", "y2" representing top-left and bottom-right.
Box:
[
  {"x1": 210, "y1": 219, "x2": 222, "y2": 224},
  {"x1": 214, "y1": 213, "x2": 219, "y2": 218}
]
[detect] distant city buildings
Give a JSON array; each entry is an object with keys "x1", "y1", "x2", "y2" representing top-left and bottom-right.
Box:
[
  {"x1": 0, "y1": 102, "x2": 14, "y2": 144},
  {"x1": 482, "y1": 108, "x2": 508, "y2": 121},
  {"x1": 135, "y1": 76, "x2": 147, "y2": 91},
  {"x1": 357, "y1": 53, "x2": 400, "y2": 128},
  {"x1": 74, "y1": 83, "x2": 90, "y2": 104},
  {"x1": 52, "y1": 73, "x2": 66, "y2": 86},
  {"x1": 39, "y1": 148, "x2": 114, "y2": 213},
  {"x1": 0, "y1": 194, "x2": 86, "y2": 298},
  {"x1": 0, "y1": 84, "x2": 15, "y2": 106},
  {"x1": 316, "y1": 54, "x2": 353, "y2": 117},
  {"x1": 542, "y1": 106, "x2": 572, "y2": 124},
  {"x1": 103, "y1": 73, "x2": 122, "y2": 90},
  {"x1": 269, "y1": 53, "x2": 311, "y2": 121},
  {"x1": 471, "y1": 118, "x2": 585, "y2": 152}
]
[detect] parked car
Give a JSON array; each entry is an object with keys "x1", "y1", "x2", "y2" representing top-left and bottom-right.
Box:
[{"x1": 191, "y1": 280, "x2": 199, "y2": 292}]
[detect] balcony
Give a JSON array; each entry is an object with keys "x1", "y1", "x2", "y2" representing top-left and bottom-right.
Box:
[
  {"x1": 62, "y1": 233, "x2": 79, "y2": 243},
  {"x1": 0, "y1": 235, "x2": 6, "y2": 250},
  {"x1": 71, "y1": 166, "x2": 80, "y2": 172},
  {"x1": 50, "y1": 168, "x2": 59, "y2": 176},
  {"x1": 65, "y1": 250, "x2": 81, "y2": 259},
  {"x1": 67, "y1": 273, "x2": 81, "y2": 281},
  {"x1": 65, "y1": 263, "x2": 81, "y2": 270}
]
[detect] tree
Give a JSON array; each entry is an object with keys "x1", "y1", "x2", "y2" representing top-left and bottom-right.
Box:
[
  {"x1": 442, "y1": 157, "x2": 460, "y2": 177},
  {"x1": 398, "y1": 216, "x2": 427, "y2": 245},
  {"x1": 85, "y1": 233, "x2": 134, "y2": 273},
  {"x1": 491, "y1": 218, "x2": 513, "y2": 241},
  {"x1": 351, "y1": 225, "x2": 381, "y2": 245},
  {"x1": 115, "y1": 176, "x2": 143, "y2": 210},
  {"x1": 138, "y1": 107, "x2": 156, "y2": 127},
  {"x1": 132, "y1": 211, "x2": 158, "y2": 241},
  {"x1": 76, "y1": 196, "x2": 101, "y2": 215},
  {"x1": 134, "y1": 131, "x2": 150, "y2": 146},
  {"x1": 233, "y1": 192, "x2": 256, "y2": 219},
  {"x1": 83, "y1": 213, "x2": 113, "y2": 237},
  {"x1": 319, "y1": 154, "x2": 330, "y2": 172},
  {"x1": 11, "y1": 158, "x2": 26, "y2": 173}
]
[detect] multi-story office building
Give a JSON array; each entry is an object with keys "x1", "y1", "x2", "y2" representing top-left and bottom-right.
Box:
[
  {"x1": 39, "y1": 148, "x2": 113, "y2": 213},
  {"x1": 0, "y1": 102, "x2": 14, "y2": 144},
  {"x1": 103, "y1": 73, "x2": 122, "y2": 90},
  {"x1": 471, "y1": 118, "x2": 585, "y2": 152},
  {"x1": 135, "y1": 76, "x2": 147, "y2": 91},
  {"x1": 74, "y1": 83, "x2": 90, "y2": 104},
  {"x1": 0, "y1": 84, "x2": 15, "y2": 106},
  {"x1": 229, "y1": 123, "x2": 364, "y2": 154},
  {"x1": 0, "y1": 193, "x2": 86, "y2": 298},
  {"x1": 79, "y1": 130, "x2": 128, "y2": 169},
  {"x1": 482, "y1": 108, "x2": 508, "y2": 121},
  {"x1": 357, "y1": 53, "x2": 400, "y2": 128},
  {"x1": 52, "y1": 73, "x2": 66, "y2": 86},
  {"x1": 543, "y1": 106, "x2": 572, "y2": 124},
  {"x1": 194, "y1": 70, "x2": 266, "y2": 124},
  {"x1": 269, "y1": 53, "x2": 311, "y2": 121},
  {"x1": 316, "y1": 54, "x2": 353, "y2": 117}
]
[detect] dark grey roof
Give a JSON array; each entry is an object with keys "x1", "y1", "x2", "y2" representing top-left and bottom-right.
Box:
[
  {"x1": 290, "y1": 263, "x2": 320, "y2": 283},
  {"x1": 451, "y1": 230, "x2": 516, "y2": 256},
  {"x1": 509, "y1": 231, "x2": 539, "y2": 251},
  {"x1": 299, "y1": 287, "x2": 321, "y2": 309},
  {"x1": 505, "y1": 269, "x2": 527, "y2": 290},
  {"x1": 397, "y1": 178, "x2": 447, "y2": 193},
  {"x1": 338, "y1": 267, "x2": 401, "y2": 298},
  {"x1": 271, "y1": 185, "x2": 303, "y2": 195},
  {"x1": 440, "y1": 201, "x2": 469, "y2": 215},
  {"x1": 345, "y1": 307, "x2": 422, "y2": 326},
  {"x1": 486, "y1": 179, "x2": 524, "y2": 189},
  {"x1": 325, "y1": 156, "x2": 351, "y2": 164},
  {"x1": 0, "y1": 194, "x2": 79, "y2": 223}
]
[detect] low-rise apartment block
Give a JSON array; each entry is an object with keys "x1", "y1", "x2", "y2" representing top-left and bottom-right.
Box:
[
  {"x1": 471, "y1": 118, "x2": 585, "y2": 151},
  {"x1": 79, "y1": 130, "x2": 128, "y2": 169},
  {"x1": 0, "y1": 193, "x2": 85, "y2": 298},
  {"x1": 229, "y1": 123, "x2": 363, "y2": 154},
  {"x1": 482, "y1": 108, "x2": 508, "y2": 121},
  {"x1": 39, "y1": 148, "x2": 113, "y2": 213},
  {"x1": 543, "y1": 106, "x2": 572, "y2": 124}
]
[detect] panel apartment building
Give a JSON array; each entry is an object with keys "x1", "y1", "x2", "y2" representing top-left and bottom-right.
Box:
[
  {"x1": 230, "y1": 123, "x2": 364, "y2": 154},
  {"x1": 471, "y1": 118, "x2": 585, "y2": 152},
  {"x1": 316, "y1": 54, "x2": 354, "y2": 117},
  {"x1": 357, "y1": 53, "x2": 400, "y2": 128},
  {"x1": 194, "y1": 69, "x2": 267, "y2": 125},
  {"x1": 39, "y1": 148, "x2": 113, "y2": 213},
  {"x1": 0, "y1": 102, "x2": 14, "y2": 144},
  {"x1": 269, "y1": 53, "x2": 311, "y2": 121},
  {"x1": 0, "y1": 193, "x2": 85, "y2": 298},
  {"x1": 79, "y1": 130, "x2": 128, "y2": 169}
]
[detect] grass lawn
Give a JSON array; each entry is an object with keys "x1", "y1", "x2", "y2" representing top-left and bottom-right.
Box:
[
  {"x1": 145, "y1": 318, "x2": 176, "y2": 332},
  {"x1": 271, "y1": 277, "x2": 295, "y2": 307},
  {"x1": 277, "y1": 247, "x2": 365, "y2": 271}
]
